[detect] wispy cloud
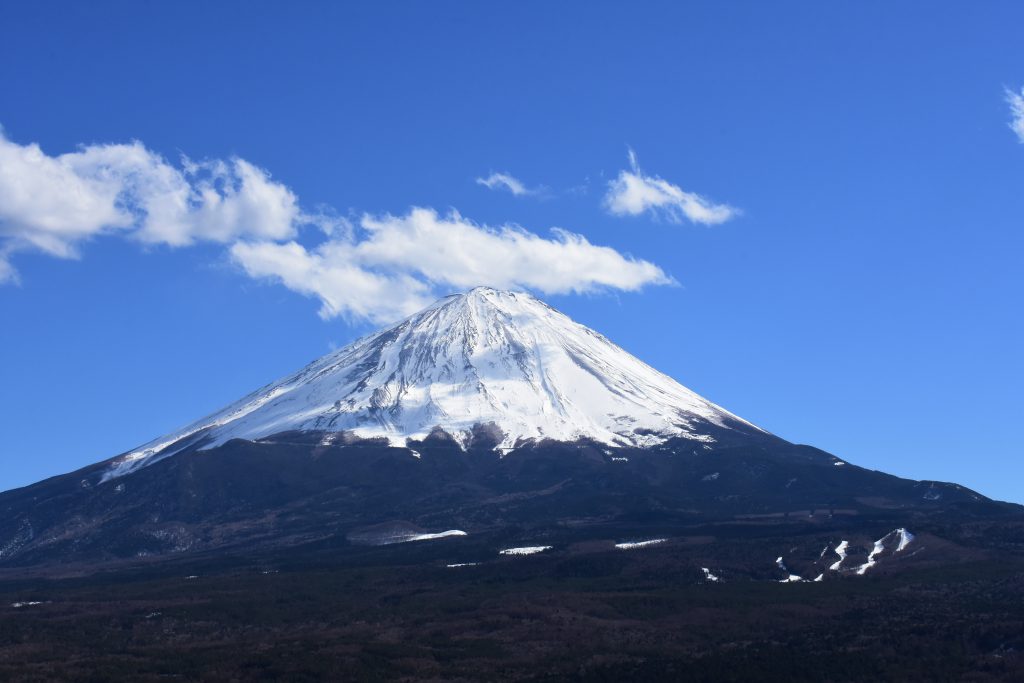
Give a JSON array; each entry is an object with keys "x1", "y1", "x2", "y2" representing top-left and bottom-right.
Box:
[
  {"x1": 603, "y1": 149, "x2": 737, "y2": 225},
  {"x1": 0, "y1": 128, "x2": 671, "y2": 321},
  {"x1": 475, "y1": 171, "x2": 543, "y2": 197},
  {"x1": 1007, "y1": 87, "x2": 1024, "y2": 143},
  {"x1": 0, "y1": 247, "x2": 15, "y2": 283},
  {"x1": 232, "y1": 208, "x2": 672, "y2": 324}
]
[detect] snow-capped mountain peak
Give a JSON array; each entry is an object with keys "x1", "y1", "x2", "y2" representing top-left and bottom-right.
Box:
[{"x1": 105, "y1": 287, "x2": 760, "y2": 480}]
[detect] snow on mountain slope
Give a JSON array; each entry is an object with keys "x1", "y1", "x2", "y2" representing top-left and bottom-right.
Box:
[{"x1": 104, "y1": 287, "x2": 761, "y2": 480}]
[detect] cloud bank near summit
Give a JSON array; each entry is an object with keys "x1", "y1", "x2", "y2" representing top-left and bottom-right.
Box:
[{"x1": 0, "y1": 129, "x2": 670, "y2": 323}]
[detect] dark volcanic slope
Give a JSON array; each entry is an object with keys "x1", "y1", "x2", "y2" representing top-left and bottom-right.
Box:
[
  {"x1": 3, "y1": 427, "x2": 1023, "y2": 681},
  {"x1": 0, "y1": 426, "x2": 1015, "y2": 569},
  {"x1": 1, "y1": 518, "x2": 1024, "y2": 682}
]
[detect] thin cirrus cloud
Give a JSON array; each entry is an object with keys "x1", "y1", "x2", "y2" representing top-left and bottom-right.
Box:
[
  {"x1": 603, "y1": 149, "x2": 737, "y2": 225},
  {"x1": 0, "y1": 127, "x2": 671, "y2": 323},
  {"x1": 475, "y1": 171, "x2": 544, "y2": 197},
  {"x1": 1007, "y1": 87, "x2": 1024, "y2": 143}
]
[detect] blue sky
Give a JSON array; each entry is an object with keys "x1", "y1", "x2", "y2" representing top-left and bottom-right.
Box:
[{"x1": 1, "y1": 2, "x2": 1022, "y2": 502}]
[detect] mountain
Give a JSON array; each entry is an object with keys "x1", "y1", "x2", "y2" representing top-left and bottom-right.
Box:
[
  {"x1": 104, "y1": 286, "x2": 759, "y2": 481},
  {"x1": 0, "y1": 288, "x2": 1018, "y2": 570}
]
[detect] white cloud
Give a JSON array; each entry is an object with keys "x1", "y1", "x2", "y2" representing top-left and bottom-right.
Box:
[
  {"x1": 475, "y1": 172, "x2": 541, "y2": 197},
  {"x1": 0, "y1": 132, "x2": 135, "y2": 262},
  {"x1": 1007, "y1": 87, "x2": 1024, "y2": 143},
  {"x1": 230, "y1": 240, "x2": 432, "y2": 324},
  {"x1": 603, "y1": 149, "x2": 737, "y2": 225},
  {"x1": 0, "y1": 128, "x2": 319, "y2": 280},
  {"x1": 356, "y1": 208, "x2": 670, "y2": 293},
  {"x1": 231, "y1": 208, "x2": 671, "y2": 323},
  {"x1": 133, "y1": 156, "x2": 303, "y2": 246},
  {"x1": 1, "y1": 127, "x2": 674, "y2": 322}
]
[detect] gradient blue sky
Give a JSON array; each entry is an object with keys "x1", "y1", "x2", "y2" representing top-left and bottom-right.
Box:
[{"x1": 1, "y1": 2, "x2": 1022, "y2": 502}]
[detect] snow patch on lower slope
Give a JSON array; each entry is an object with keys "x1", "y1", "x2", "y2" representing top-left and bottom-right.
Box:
[
  {"x1": 347, "y1": 525, "x2": 467, "y2": 546},
  {"x1": 856, "y1": 539, "x2": 886, "y2": 575},
  {"x1": 399, "y1": 530, "x2": 467, "y2": 543},
  {"x1": 851, "y1": 528, "x2": 915, "y2": 575},
  {"x1": 702, "y1": 568, "x2": 721, "y2": 582},
  {"x1": 615, "y1": 539, "x2": 666, "y2": 550},
  {"x1": 829, "y1": 540, "x2": 849, "y2": 571},
  {"x1": 895, "y1": 528, "x2": 915, "y2": 552},
  {"x1": 776, "y1": 556, "x2": 804, "y2": 582},
  {"x1": 835, "y1": 528, "x2": 917, "y2": 577},
  {"x1": 773, "y1": 531, "x2": 915, "y2": 583},
  {"x1": 499, "y1": 546, "x2": 552, "y2": 556}
]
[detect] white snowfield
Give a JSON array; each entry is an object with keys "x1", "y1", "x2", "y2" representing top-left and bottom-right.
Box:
[
  {"x1": 895, "y1": 527, "x2": 915, "y2": 552},
  {"x1": 104, "y1": 287, "x2": 760, "y2": 481},
  {"x1": 772, "y1": 529, "x2": 917, "y2": 584},
  {"x1": 499, "y1": 546, "x2": 552, "y2": 556},
  {"x1": 829, "y1": 540, "x2": 849, "y2": 571},
  {"x1": 854, "y1": 528, "x2": 915, "y2": 575},
  {"x1": 357, "y1": 529, "x2": 468, "y2": 546},
  {"x1": 614, "y1": 539, "x2": 666, "y2": 550},
  {"x1": 396, "y1": 530, "x2": 467, "y2": 543}
]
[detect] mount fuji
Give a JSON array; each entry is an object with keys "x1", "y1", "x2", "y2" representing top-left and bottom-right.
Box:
[
  {"x1": 106, "y1": 287, "x2": 758, "y2": 481},
  {"x1": 0, "y1": 288, "x2": 1016, "y2": 569}
]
